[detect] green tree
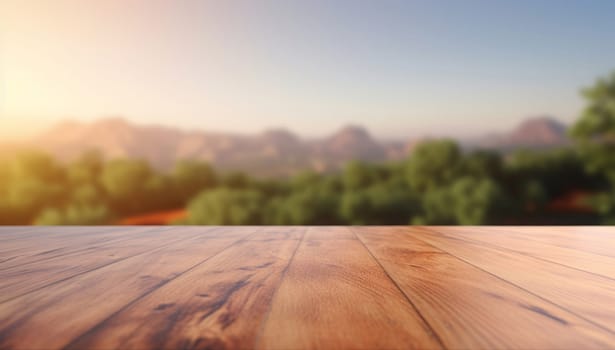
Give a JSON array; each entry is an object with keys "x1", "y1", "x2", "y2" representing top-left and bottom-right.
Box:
[
  {"x1": 521, "y1": 179, "x2": 548, "y2": 213},
  {"x1": 460, "y1": 150, "x2": 503, "y2": 179},
  {"x1": 270, "y1": 188, "x2": 340, "y2": 225},
  {"x1": 221, "y1": 172, "x2": 251, "y2": 189},
  {"x1": 4, "y1": 152, "x2": 67, "y2": 223},
  {"x1": 291, "y1": 171, "x2": 323, "y2": 189},
  {"x1": 406, "y1": 140, "x2": 461, "y2": 192},
  {"x1": 0, "y1": 159, "x2": 10, "y2": 188},
  {"x1": 341, "y1": 184, "x2": 419, "y2": 225},
  {"x1": 0, "y1": 160, "x2": 11, "y2": 224},
  {"x1": 186, "y1": 188, "x2": 265, "y2": 225},
  {"x1": 507, "y1": 149, "x2": 593, "y2": 198},
  {"x1": 571, "y1": 71, "x2": 615, "y2": 180},
  {"x1": 101, "y1": 159, "x2": 158, "y2": 214},
  {"x1": 340, "y1": 190, "x2": 372, "y2": 225},
  {"x1": 172, "y1": 160, "x2": 217, "y2": 204},
  {"x1": 35, "y1": 204, "x2": 112, "y2": 225},
  {"x1": 144, "y1": 174, "x2": 175, "y2": 211},
  {"x1": 571, "y1": 71, "x2": 615, "y2": 222},
  {"x1": 11, "y1": 151, "x2": 65, "y2": 183},
  {"x1": 71, "y1": 184, "x2": 103, "y2": 205},
  {"x1": 342, "y1": 161, "x2": 381, "y2": 191},
  {"x1": 67, "y1": 150, "x2": 104, "y2": 186},
  {"x1": 412, "y1": 177, "x2": 509, "y2": 225},
  {"x1": 450, "y1": 177, "x2": 509, "y2": 225}
]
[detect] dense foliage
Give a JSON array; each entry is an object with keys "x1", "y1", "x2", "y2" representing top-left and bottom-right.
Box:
[
  {"x1": 1, "y1": 71, "x2": 614, "y2": 225},
  {"x1": 571, "y1": 71, "x2": 615, "y2": 223},
  {"x1": 0, "y1": 143, "x2": 604, "y2": 226}
]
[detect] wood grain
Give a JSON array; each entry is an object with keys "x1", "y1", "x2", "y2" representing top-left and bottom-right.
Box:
[
  {"x1": 353, "y1": 227, "x2": 614, "y2": 349},
  {"x1": 414, "y1": 226, "x2": 615, "y2": 333},
  {"x1": 420, "y1": 226, "x2": 615, "y2": 280},
  {"x1": 444, "y1": 226, "x2": 615, "y2": 258},
  {"x1": 258, "y1": 227, "x2": 442, "y2": 349},
  {"x1": 0, "y1": 227, "x2": 159, "y2": 269},
  {"x1": 63, "y1": 227, "x2": 304, "y2": 350},
  {"x1": 0, "y1": 227, "x2": 248, "y2": 349},
  {"x1": 0, "y1": 227, "x2": 204, "y2": 302},
  {"x1": 0, "y1": 226, "x2": 613, "y2": 350},
  {"x1": 511, "y1": 226, "x2": 615, "y2": 258}
]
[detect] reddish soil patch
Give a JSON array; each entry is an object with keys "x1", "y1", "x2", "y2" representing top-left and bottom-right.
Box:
[
  {"x1": 546, "y1": 190, "x2": 594, "y2": 213},
  {"x1": 118, "y1": 209, "x2": 188, "y2": 225}
]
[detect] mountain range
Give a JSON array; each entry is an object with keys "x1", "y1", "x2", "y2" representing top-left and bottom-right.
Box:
[{"x1": 3, "y1": 116, "x2": 570, "y2": 177}]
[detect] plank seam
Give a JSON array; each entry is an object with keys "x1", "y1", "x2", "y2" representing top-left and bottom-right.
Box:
[
  {"x1": 411, "y1": 226, "x2": 615, "y2": 336},
  {"x1": 419, "y1": 228, "x2": 615, "y2": 282},
  {"x1": 0, "y1": 227, "x2": 222, "y2": 305},
  {"x1": 0, "y1": 226, "x2": 119, "y2": 242},
  {"x1": 0, "y1": 226, "x2": 179, "y2": 271},
  {"x1": 253, "y1": 226, "x2": 308, "y2": 348},
  {"x1": 457, "y1": 227, "x2": 615, "y2": 259},
  {"x1": 350, "y1": 227, "x2": 448, "y2": 350},
  {"x1": 61, "y1": 226, "x2": 262, "y2": 350}
]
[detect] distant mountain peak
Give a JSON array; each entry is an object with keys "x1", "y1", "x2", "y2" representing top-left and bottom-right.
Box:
[
  {"x1": 328, "y1": 125, "x2": 375, "y2": 145},
  {"x1": 469, "y1": 115, "x2": 569, "y2": 151},
  {"x1": 322, "y1": 124, "x2": 386, "y2": 161},
  {"x1": 334, "y1": 124, "x2": 371, "y2": 137},
  {"x1": 509, "y1": 116, "x2": 568, "y2": 146},
  {"x1": 516, "y1": 115, "x2": 566, "y2": 130}
]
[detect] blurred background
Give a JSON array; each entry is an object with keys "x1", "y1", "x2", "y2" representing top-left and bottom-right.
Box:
[{"x1": 1, "y1": 0, "x2": 615, "y2": 225}]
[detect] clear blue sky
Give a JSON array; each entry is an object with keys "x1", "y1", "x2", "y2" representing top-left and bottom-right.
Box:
[{"x1": 2, "y1": 0, "x2": 615, "y2": 139}]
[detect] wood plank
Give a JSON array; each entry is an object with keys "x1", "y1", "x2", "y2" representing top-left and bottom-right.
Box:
[
  {"x1": 0, "y1": 227, "x2": 42, "y2": 238},
  {"x1": 512, "y1": 227, "x2": 615, "y2": 258},
  {"x1": 0, "y1": 227, "x2": 212, "y2": 302},
  {"x1": 61, "y1": 227, "x2": 305, "y2": 350},
  {"x1": 414, "y1": 226, "x2": 615, "y2": 334},
  {"x1": 0, "y1": 227, "x2": 251, "y2": 350},
  {"x1": 443, "y1": 226, "x2": 615, "y2": 258},
  {"x1": 257, "y1": 226, "x2": 442, "y2": 350},
  {"x1": 425, "y1": 226, "x2": 615, "y2": 280},
  {"x1": 0, "y1": 227, "x2": 122, "y2": 253},
  {"x1": 0, "y1": 227, "x2": 162, "y2": 269},
  {"x1": 0, "y1": 226, "x2": 141, "y2": 245},
  {"x1": 0, "y1": 226, "x2": 613, "y2": 349},
  {"x1": 353, "y1": 227, "x2": 615, "y2": 349},
  {"x1": 297, "y1": 225, "x2": 355, "y2": 240}
]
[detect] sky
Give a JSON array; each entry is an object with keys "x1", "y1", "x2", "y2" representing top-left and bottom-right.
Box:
[{"x1": 1, "y1": 0, "x2": 615, "y2": 140}]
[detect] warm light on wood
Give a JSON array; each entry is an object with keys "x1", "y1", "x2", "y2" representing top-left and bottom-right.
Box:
[{"x1": 0, "y1": 226, "x2": 613, "y2": 349}]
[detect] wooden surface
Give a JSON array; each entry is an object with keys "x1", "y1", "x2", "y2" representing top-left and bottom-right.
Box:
[{"x1": 0, "y1": 226, "x2": 613, "y2": 349}]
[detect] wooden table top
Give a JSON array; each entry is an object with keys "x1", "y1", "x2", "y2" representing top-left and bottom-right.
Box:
[{"x1": 0, "y1": 226, "x2": 614, "y2": 349}]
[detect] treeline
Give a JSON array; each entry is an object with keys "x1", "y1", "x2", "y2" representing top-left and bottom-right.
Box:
[
  {"x1": 1, "y1": 71, "x2": 614, "y2": 225},
  {"x1": 185, "y1": 144, "x2": 611, "y2": 225},
  {"x1": 0, "y1": 141, "x2": 608, "y2": 226},
  {"x1": 0, "y1": 153, "x2": 218, "y2": 225}
]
